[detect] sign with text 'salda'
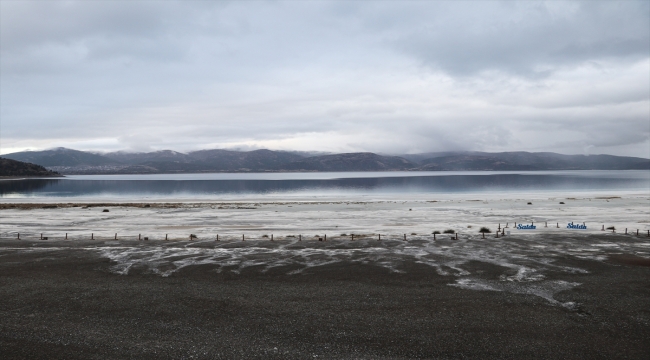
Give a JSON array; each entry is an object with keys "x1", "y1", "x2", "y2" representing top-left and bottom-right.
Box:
[
  {"x1": 516, "y1": 224, "x2": 536, "y2": 230},
  {"x1": 567, "y1": 223, "x2": 587, "y2": 229}
]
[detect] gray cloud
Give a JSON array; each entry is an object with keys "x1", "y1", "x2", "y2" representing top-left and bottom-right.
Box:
[
  {"x1": 1, "y1": 0, "x2": 648, "y2": 157},
  {"x1": 384, "y1": 1, "x2": 650, "y2": 76}
]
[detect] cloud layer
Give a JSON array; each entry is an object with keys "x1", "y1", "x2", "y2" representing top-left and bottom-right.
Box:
[{"x1": 1, "y1": 0, "x2": 648, "y2": 157}]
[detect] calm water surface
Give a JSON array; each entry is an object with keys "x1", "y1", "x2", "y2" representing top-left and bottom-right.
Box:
[{"x1": 1, "y1": 171, "x2": 648, "y2": 199}]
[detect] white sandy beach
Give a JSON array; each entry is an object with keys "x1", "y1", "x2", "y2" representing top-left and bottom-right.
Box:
[{"x1": 2, "y1": 191, "x2": 648, "y2": 240}]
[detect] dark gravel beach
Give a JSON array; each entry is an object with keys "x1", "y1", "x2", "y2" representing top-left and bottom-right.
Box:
[{"x1": 1, "y1": 235, "x2": 649, "y2": 359}]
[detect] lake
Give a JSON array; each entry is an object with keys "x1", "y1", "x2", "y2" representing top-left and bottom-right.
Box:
[{"x1": 1, "y1": 170, "x2": 648, "y2": 201}]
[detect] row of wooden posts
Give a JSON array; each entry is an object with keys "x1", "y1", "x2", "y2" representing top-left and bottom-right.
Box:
[
  {"x1": 507, "y1": 221, "x2": 581, "y2": 228},
  {"x1": 17, "y1": 232, "x2": 457, "y2": 241},
  {"x1": 12, "y1": 227, "x2": 650, "y2": 241}
]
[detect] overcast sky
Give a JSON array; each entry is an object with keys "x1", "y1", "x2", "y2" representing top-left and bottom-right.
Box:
[{"x1": 1, "y1": 0, "x2": 649, "y2": 157}]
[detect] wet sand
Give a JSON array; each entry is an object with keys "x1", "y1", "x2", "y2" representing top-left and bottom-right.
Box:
[{"x1": 1, "y1": 234, "x2": 649, "y2": 359}]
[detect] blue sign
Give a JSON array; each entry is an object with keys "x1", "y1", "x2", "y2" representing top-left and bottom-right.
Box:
[
  {"x1": 567, "y1": 223, "x2": 587, "y2": 229},
  {"x1": 516, "y1": 224, "x2": 536, "y2": 230}
]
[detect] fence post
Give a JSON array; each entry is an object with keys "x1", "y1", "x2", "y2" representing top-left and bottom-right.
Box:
[
  {"x1": 352, "y1": 234, "x2": 354, "y2": 241},
  {"x1": 271, "y1": 234, "x2": 273, "y2": 241},
  {"x1": 166, "y1": 234, "x2": 168, "y2": 241},
  {"x1": 404, "y1": 234, "x2": 406, "y2": 241},
  {"x1": 17, "y1": 233, "x2": 20, "y2": 240},
  {"x1": 114, "y1": 233, "x2": 117, "y2": 240},
  {"x1": 433, "y1": 233, "x2": 436, "y2": 240},
  {"x1": 139, "y1": 234, "x2": 141, "y2": 240},
  {"x1": 92, "y1": 233, "x2": 94, "y2": 240},
  {"x1": 455, "y1": 233, "x2": 458, "y2": 240},
  {"x1": 40, "y1": 233, "x2": 43, "y2": 240},
  {"x1": 216, "y1": 234, "x2": 218, "y2": 241},
  {"x1": 66, "y1": 233, "x2": 68, "y2": 240},
  {"x1": 378, "y1": 234, "x2": 381, "y2": 241},
  {"x1": 324, "y1": 234, "x2": 327, "y2": 241},
  {"x1": 242, "y1": 234, "x2": 244, "y2": 241},
  {"x1": 299, "y1": 234, "x2": 301, "y2": 241}
]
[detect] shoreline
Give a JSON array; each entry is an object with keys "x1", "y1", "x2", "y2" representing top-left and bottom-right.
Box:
[
  {"x1": 1, "y1": 194, "x2": 648, "y2": 235},
  {"x1": 27, "y1": 168, "x2": 650, "y2": 175},
  {"x1": 0, "y1": 175, "x2": 65, "y2": 180}
]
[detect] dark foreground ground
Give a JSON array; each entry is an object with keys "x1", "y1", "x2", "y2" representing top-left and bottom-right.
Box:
[{"x1": 0, "y1": 237, "x2": 649, "y2": 359}]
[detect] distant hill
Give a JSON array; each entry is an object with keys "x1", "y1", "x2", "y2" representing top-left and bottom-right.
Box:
[
  {"x1": 103, "y1": 148, "x2": 306, "y2": 172},
  {"x1": 414, "y1": 152, "x2": 650, "y2": 171},
  {"x1": 2, "y1": 148, "x2": 308, "y2": 174},
  {"x1": 2, "y1": 148, "x2": 648, "y2": 174},
  {"x1": 4, "y1": 147, "x2": 119, "y2": 167},
  {"x1": 103, "y1": 150, "x2": 192, "y2": 165},
  {"x1": 189, "y1": 149, "x2": 305, "y2": 171},
  {"x1": 397, "y1": 151, "x2": 469, "y2": 163},
  {"x1": 0, "y1": 158, "x2": 61, "y2": 177},
  {"x1": 278, "y1": 152, "x2": 414, "y2": 171}
]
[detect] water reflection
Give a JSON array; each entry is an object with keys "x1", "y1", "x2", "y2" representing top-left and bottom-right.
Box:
[
  {"x1": 1, "y1": 171, "x2": 648, "y2": 198},
  {"x1": 0, "y1": 179, "x2": 61, "y2": 196}
]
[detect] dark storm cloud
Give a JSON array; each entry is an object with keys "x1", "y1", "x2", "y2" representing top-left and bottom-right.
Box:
[{"x1": 0, "y1": 1, "x2": 648, "y2": 157}]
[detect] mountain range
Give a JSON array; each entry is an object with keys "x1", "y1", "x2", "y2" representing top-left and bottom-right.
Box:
[{"x1": 2, "y1": 147, "x2": 648, "y2": 174}]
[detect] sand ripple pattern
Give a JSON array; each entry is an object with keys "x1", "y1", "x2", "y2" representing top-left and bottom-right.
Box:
[{"x1": 90, "y1": 234, "x2": 650, "y2": 308}]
